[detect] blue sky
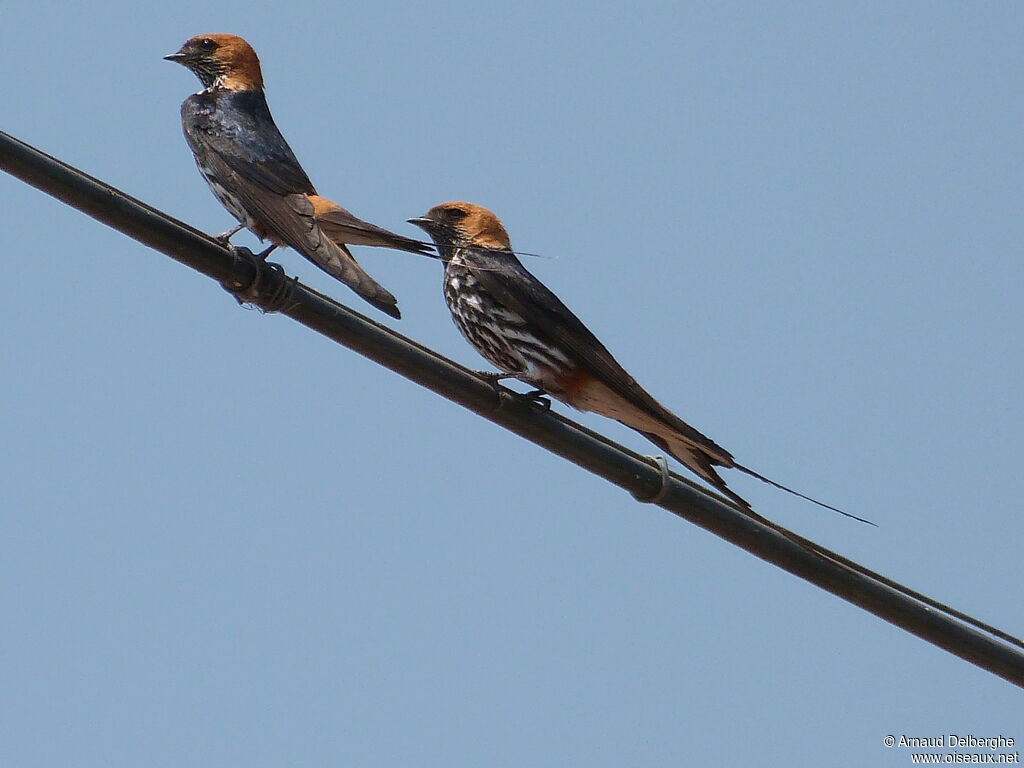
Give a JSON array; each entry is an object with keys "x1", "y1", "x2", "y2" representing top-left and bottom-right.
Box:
[{"x1": 2, "y1": 2, "x2": 1021, "y2": 765}]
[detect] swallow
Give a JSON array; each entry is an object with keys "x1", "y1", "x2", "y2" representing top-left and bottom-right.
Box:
[
  {"x1": 409, "y1": 202, "x2": 863, "y2": 519},
  {"x1": 165, "y1": 33, "x2": 432, "y2": 318}
]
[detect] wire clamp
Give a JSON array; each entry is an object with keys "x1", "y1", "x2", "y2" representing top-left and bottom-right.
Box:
[
  {"x1": 632, "y1": 455, "x2": 671, "y2": 504},
  {"x1": 261, "y1": 264, "x2": 299, "y2": 314},
  {"x1": 221, "y1": 247, "x2": 298, "y2": 313},
  {"x1": 221, "y1": 246, "x2": 261, "y2": 305}
]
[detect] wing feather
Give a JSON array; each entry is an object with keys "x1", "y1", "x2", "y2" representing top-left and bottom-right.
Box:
[
  {"x1": 311, "y1": 196, "x2": 433, "y2": 256},
  {"x1": 465, "y1": 247, "x2": 734, "y2": 465}
]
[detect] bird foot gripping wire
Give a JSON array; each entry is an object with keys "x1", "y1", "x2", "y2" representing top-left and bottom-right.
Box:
[
  {"x1": 476, "y1": 370, "x2": 516, "y2": 384},
  {"x1": 479, "y1": 372, "x2": 553, "y2": 412},
  {"x1": 632, "y1": 455, "x2": 671, "y2": 504},
  {"x1": 520, "y1": 389, "x2": 552, "y2": 411},
  {"x1": 213, "y1": 223, "x2": 245, "y2": 245},
  {"x1": 220, "y1": 246, "x2": 299, "y2": 313}
]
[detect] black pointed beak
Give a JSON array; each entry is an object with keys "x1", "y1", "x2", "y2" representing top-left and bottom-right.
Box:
[
  {"x1": 163, "y1": 51, "x2": 188, "y2": 63},
  {"x1": 406, "y1": 216, "x2": 433, "y2": 230},
  {"x1": 407, "y1": 217, "x2": 447, "y2": 259}
]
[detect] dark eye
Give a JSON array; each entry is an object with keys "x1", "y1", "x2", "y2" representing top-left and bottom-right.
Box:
[
  {"x1": 445, "y1": 208, "x2": 468, "y2": 221},
  {"x1": 198, "y1": 38, "x2": 217, "y2": 50}
]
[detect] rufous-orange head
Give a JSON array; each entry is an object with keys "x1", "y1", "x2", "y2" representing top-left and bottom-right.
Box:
[
  {"x1": 165, "y1": 34, "x2": 264, "y2": 91},
  {"x1": 408, "y1": 202, "x2": 512, "y2": 251}
]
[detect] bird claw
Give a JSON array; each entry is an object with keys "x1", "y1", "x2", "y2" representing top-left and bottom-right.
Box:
[
  {"x1": 214, "y1": 224, "x2": 245, "y2": 245},
  {"x1": 481, "y1": 373, "x2": 551, "y2": 412},
  {"x1": 520, "y1": 389, "x2": 552, "y2": 411},
  {"x1": 475, "y1": 370, "x2": 517, "y2": 384},
  {"x1": 474, "y1": 372, "x2": 549, "y2": 410}
]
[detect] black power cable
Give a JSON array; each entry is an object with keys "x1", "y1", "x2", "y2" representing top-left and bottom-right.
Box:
[{"x1": 2, "y1": 129, "x2": 1021, "y2": 688}]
